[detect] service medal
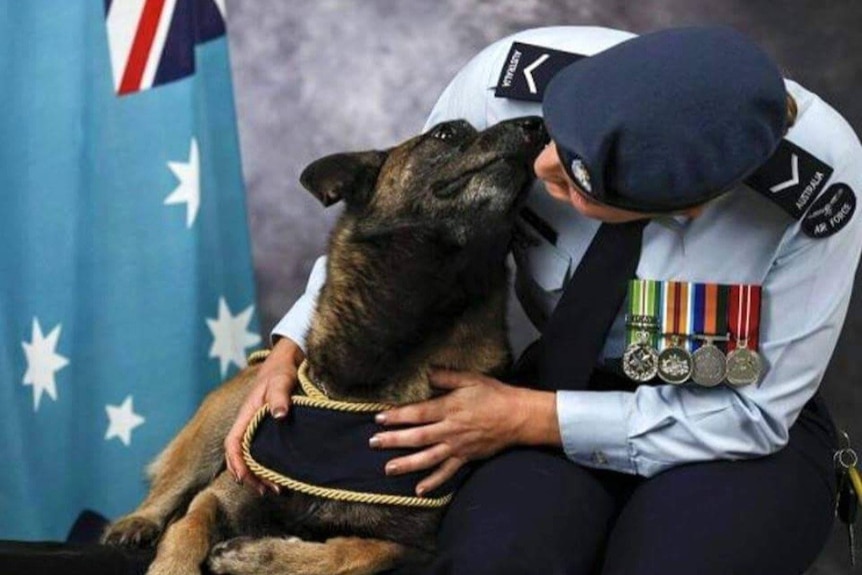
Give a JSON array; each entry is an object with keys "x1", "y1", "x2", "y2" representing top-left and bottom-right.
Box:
[
  {"x1": 726, "y1": 346, "x2": 763, "y2": 386},
  {"x1": 686, "y1": 282, "x2": 731, "y2": 387},
  {"x1": 623, "y1": 339, "x2": 659, "y2": 382},
  {"x1": 726, "y1": 285, "x2": 764, "y2": 387},
  {"x1": 623, "y1": 280, "x2": 661, "y2": 383},
  {"x1": 657, "y1": 282, "x2": 695, "y2": 385},
  {"x1": 691, "y1": 339, "x2": 727, "y2": 387},
  {"x1": 657, "y1": 343, "x2": 693, "y2": 385}
]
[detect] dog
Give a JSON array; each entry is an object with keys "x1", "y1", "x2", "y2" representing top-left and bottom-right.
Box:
[{"x1": 101, "y1": 116, "x2": 548, "y2": 575}]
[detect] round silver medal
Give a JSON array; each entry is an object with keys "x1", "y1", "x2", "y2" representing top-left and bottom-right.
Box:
[
  {"x1": 691, "y1": 344, "x2": 727, "y2": 387},
  {"x1": 657, "y1": 347, "x2": 694, "y2": 385},
  {"x1": 623, "y1": 343, "x2": 659, "y2": 382},
  {"x1": 725, "y1": 347, "x2": 763, "y2": 386}
]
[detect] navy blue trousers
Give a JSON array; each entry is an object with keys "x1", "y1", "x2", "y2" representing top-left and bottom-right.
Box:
[
  {"x1": 0, "y1": 397, "x2": 837, "y2": 575},
  {"x1": 419, "y1": 394, "x2": 837, "y2": 575}
]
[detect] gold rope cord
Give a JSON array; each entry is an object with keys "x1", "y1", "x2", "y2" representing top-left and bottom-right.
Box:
[
  {"x1": 246, "y1": 349, "x2": 272, "y2": 366},
  {"x1": 241, "y1": 350, "x2": 453, "y2": 508}
]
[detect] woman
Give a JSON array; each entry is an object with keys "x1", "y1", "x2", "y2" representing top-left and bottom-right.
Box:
[{"x1": 226, "y1": 26, "x2": 862, "y2": 574}]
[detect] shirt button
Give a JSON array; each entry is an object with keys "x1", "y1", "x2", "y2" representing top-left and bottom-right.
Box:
[{"x1": 591, "y1": 451, "x2": 608, "y2": 465}]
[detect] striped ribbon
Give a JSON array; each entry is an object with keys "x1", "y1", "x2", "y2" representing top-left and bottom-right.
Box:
[
  {"x1": 691, "y1": 283, "x2": 730, "y2": 351},
  {"x1": 626, "y1": 280, "x2": 760, "y2": 359},
  {"x1": 727, "y1": 284, "x2": 762, "y2": 352},
  {"x1": 626, "y1": 279, "x2": 661, "y2": 348},
  {"x1": 660, "y1": 281, "x2": 693, "y2": 351}
]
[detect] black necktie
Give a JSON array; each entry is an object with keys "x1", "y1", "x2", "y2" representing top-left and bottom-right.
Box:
[{"x1": 516, "y1": 220, "x2": 648, "y2": 391}]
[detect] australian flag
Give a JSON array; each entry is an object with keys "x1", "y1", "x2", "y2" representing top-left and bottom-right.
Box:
[{"x1": 0, "y1": 1, "x2": 259, "y2": 540}]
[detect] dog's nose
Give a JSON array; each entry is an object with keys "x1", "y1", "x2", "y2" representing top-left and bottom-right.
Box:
[
  {"x1": 514, "y1": 116, "x2": 544, "y2": 132},
  {"x1": 513, "y1": 116, "x2": 549, "y2": 146}
]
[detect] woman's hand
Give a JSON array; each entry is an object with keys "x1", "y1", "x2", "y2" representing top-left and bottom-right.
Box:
[
  {"x1": 370, "y1": 370, "x2": 560, "y2": 496},
  {"x1": 224, "y1": 337, "x2": 305, "y2": 495}
]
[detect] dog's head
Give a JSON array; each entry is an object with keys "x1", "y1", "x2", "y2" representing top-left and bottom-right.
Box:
[{"x1": 300, "y1": 117, "x2": 548, "y2": 246}]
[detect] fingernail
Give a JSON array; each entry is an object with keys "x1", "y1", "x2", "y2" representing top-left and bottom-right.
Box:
[
  {"x1": 271, "y1": 484, "x2": 281, "y2": 495},
  {"x1": 233, "y1": 473, "x2": 242, "y2": 485},
  {"x1": 385, "y1": 463, "x2": 398, "y2": 475},
  {"x1": 375, "y1": 413, "x2": 387, "y2": 424},
  {"x1": 257, "y1": 485, "x2": 266, "y2": 497},
  {"x1": 272, "y1": 408, "x2": 287, "y2": 419},
  {"x1": 416, "y1": 487, "x2": 426, "y2": 498},
  {"x1": 369, "y1": 436, "x2": 381, "y2": 448}
]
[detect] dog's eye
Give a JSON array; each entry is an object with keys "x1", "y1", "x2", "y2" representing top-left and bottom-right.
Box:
[{"x1": 431, "y1": 124, "x2": 459, "y2": 142}]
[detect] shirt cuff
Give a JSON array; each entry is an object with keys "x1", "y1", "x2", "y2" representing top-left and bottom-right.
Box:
[
  {"x1": 270, "y1": 256, "x2": 329, "y2": 350},
  {"x1": 270, "y1": 294, "x2": 315, "y2": 351},
  {"x1": 556, "y1": 390, "x2": 638, "y2": 475}
]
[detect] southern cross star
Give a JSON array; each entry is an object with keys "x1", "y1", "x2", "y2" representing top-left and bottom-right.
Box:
[{"x1": 22, "y1": 318, "x2": 69, "y2": 411}]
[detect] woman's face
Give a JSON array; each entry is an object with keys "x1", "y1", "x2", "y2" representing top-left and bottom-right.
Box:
[{"x1": 533, "y1": 141, "x2": 705, "y2": 223}]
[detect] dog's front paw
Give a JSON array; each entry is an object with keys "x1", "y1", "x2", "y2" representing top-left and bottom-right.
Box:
[
  {"x1": 208, "y1": 536, "x2": 306, "y2": 575},
  {"x1": 101, "y1": 514, "x2": 162, "y2": 548}
]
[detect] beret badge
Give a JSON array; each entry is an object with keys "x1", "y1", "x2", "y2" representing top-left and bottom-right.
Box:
[{"x1": 570, "y1": 158, "x2": 593, "y2": 193}]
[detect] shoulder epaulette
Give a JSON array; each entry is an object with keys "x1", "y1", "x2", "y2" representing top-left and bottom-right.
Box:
[
  {"x1": 745, "y1": 139, "x2": 855, "y2": 238},
  {"x1": 494, "y1": 42, "x2": 585, "y2": 102}
]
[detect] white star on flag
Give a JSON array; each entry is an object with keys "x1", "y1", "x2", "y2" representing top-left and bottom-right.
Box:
[
  {"x1": 165, "y1": 138, "x2": 201, "y2": 228},
  {"x1": 22, "y1": 318, "x2": 70, "y2": 411},
  {"x1": 105, "y1": 396, "x2": 146, "y2": 446},
  {"x1": 206, "y1": 297, "x2": 262, "y2": 377}
]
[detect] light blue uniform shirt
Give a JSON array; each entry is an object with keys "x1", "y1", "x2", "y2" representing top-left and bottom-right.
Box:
[{"x1": 274, "y1": 27, "x2": 862, "y2": 477}]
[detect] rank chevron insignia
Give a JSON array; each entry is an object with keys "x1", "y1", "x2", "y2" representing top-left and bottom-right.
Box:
[
  {"x1": 769, "y1": 153, "x2": 799, "y2": 194},
  {"x1": 494, "y1": 42, "x2": 585, "y2": 102},
  {"x1": 745, "y1": 139, "x2": 834, "y2": 221},
  {"x1": 523, "y1": 53, "x2": 550, "y2": 95}
]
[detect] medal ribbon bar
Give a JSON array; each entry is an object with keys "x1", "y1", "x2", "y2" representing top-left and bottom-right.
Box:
[
  {"x1": 660, "y1": 281, "x2": 692, "y2": 351},
  {"x1": 692, "y1": 283, "x2": 730, "y2": 352},
  {"x1": 728, "y1": 284, "x2": 762, "y2": 352},
  {"x1": 626, "y1": 279, "x2": 661, "y2": 346},
  {"x1": 623, "y1": 279, "x2": 662, "y2": 382},
  {"x1": 725, "y1": 284, "x2": 764, "y2": 386},
  {"x1": 623, "y1": 279, "x2": 763, "y2": 386}
]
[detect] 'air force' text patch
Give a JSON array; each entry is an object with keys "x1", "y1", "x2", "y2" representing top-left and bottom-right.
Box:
[
  {"x1": 800, "y1": 183, "x2": 856, "y2": 238},
  {"x1": 494, "y1": 42, "x2": 585, "y2": 102}
]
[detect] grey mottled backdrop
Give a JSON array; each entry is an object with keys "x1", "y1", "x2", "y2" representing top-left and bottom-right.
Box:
[{"x1": 226, "y1": 1, "x2": 861, "y2": 572}]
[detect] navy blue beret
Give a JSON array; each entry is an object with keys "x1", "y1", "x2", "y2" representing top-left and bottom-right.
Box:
[{"x1": 542, "y1": 26, "x2": 787, "y2": 212}]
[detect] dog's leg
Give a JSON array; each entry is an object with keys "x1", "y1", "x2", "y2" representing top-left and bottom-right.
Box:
[
  {"x1": 103, "y1": 367, "x2": 259, "y2": 547},
  {"x1": 146, "y1": 471, "x2": 255, "y2": 575},
  {"x1": 208, "y1": 535, "x2": 415, "y2": 575}
]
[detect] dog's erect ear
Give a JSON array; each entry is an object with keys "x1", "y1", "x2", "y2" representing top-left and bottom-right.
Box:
[{"x1": 300, "y1": 151, "x2": 388, "y2": 207}]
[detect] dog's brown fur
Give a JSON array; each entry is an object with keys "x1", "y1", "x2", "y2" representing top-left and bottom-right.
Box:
[{"x1": 102, "y1": 117, "x2": 547, "y2": 575}]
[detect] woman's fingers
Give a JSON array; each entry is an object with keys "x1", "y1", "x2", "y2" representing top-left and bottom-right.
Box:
[
  {"x1": 377, "y1": 396, "x2": 447, "y2": 426},
  {"x1": 224, "y1": 384, "x2": 266, "y2": 484},
  {"x1": 416, "y1": 457, "x2": 466, "y2": 496},
  {"x1": 427, "y1": 369, "x2": 479, "y2": 390},
  {"x1": 224, "y1": 368, "x2": 298, "y2": 494},
  {"x1": 221, "y1": 339, "x2": 306, "y2": 495},
  {"x1": 370, "y1": 422, "x2": 448, "y2": 450},
  {"x1": 261, "y1": 479, "x2": 281, "y2": 495},
  {"x1": 263, "y1": 371, "x2": 297, "y2": 419},
  {"x1": 385, "y1": 442, "x2": 452, "y2": 477}
]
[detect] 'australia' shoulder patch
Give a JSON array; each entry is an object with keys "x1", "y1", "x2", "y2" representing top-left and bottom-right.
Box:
[
  {"x1": 800, "y1": 183, "x2": 856, "y2": 238},
  {"x1": 745, "y1": 139, "x2": 834, "y2": 220},
  {"x1": 494, "y1": 42, "x2": 585, "y2": 102}
]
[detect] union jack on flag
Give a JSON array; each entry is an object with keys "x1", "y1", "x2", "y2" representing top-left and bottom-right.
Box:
[{"x1": 105, "y1": 0, "x2": 227, "y2": 95}]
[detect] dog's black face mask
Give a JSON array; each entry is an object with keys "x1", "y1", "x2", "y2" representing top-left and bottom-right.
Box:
[{"x1": 300, "y1": 117, "x2": 548, "y2": 248}]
